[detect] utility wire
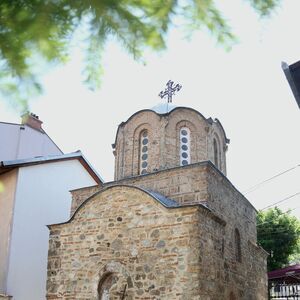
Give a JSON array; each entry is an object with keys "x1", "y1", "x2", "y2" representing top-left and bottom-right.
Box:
[
  {"x1": 260, "y1": 192, "x2": 300, "y2": 210},
  {"x1": 242, "y1": 164, "x2": 299, "y2": 195}
]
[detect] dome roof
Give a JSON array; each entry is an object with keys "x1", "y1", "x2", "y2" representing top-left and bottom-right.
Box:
[{"x1": 150, "y1": 102, "x2": 177, "y2": 114}]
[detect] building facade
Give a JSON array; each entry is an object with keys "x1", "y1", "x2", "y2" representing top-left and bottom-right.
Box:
[
  {"x1": 47, "y1": 105, "x2": 268, "y2": 299},
  {"x1": 0, "y1": 112, "x2": 62, "y2": 161}
]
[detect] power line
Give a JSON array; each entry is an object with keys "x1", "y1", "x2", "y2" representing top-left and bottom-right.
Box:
[
  {"x1": 260, "y1": 192, "x2": 300, "y2": 210},
  {"x1": 242, "y1": 164, "x2": 299, "y2": 195}
]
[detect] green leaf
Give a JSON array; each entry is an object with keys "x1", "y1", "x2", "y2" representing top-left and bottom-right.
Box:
[{"x1": 0, "y1": 0, "x2": 281, "y2": 110}]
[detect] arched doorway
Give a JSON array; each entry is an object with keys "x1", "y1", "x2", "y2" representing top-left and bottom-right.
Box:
[
  {"x1": 96, "y1": 262, "x2": 132, "y2": 300},
  {"x1": 97, "y1": 272, "x2": 129, "y2": 299},
  {"x1": 98, "y1": 272, "x2": 118, "y2": 300}
]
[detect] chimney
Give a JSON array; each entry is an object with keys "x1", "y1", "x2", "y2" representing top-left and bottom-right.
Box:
[{"x1": 21, "y1": 112, "x2": 43, "y2": 131}]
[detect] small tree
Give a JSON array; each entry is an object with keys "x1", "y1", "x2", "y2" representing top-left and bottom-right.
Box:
[{"x1": 257, "y1": 207, "x2": 300, "y2": 271}]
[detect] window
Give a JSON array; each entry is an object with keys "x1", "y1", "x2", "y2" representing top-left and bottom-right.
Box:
[
  {"x1": 139, "y1": 130, "x2": 149, "y2": 175},
  {"x1": 234, "y1": 228, "x2": 242, "y2": 262},
  {"x1": 213, "y1": 138, "x2": 219, "y2": 168},
  {"x1": 180, "y1": 127, "x2": 190, "y2": 166}
]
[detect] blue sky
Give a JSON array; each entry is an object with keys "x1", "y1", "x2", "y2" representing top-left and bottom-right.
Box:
[{"x1": 0, "y1": 0, "x2": 299, "y2": 217}]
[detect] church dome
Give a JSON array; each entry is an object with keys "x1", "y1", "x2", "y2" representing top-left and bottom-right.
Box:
[
  {"x1": 150, "y1": 102, "x2": 177, "y2": 114},
  {"x1": 113, "y1": 106, "x2": 229, "y2": 180}
]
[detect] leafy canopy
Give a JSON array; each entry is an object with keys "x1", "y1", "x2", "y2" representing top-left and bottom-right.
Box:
[
  {"x1": 0, "y1": 0, "x2": 281, "y2": 110},
  {"x1": 257, "y1": 207, "x2": 300, "y2": 271}
]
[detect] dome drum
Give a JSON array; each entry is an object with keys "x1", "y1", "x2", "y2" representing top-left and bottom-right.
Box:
[{"x1": 113, "y1": 107, "x2": 229, "y2": 181}]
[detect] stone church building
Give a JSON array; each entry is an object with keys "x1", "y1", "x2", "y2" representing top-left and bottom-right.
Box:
[{"x1": 46, "y1": 104, "x2": 268, "y2": 299}]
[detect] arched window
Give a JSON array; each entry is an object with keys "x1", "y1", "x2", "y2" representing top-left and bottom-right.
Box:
[
  {"x1": 180, "y1": 127, "x2": 190, "y2": 166},
  {"x1": 234, "y1": 228, "x2": 242, "y2": 262},
  {"x1": 139, "y1": 130, "x2": 149, "y2": 175},
  {"x1": 213, "y1": 138, "x2": 219, "y2": 168}
]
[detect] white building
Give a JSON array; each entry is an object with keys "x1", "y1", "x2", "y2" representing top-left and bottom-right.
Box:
[
  {"x1": 0, "y1": 112, "x2": 62, "y2": 161},
  {"x1": 0, "y1": 112, "x2": 103, "y2": 299},
  {"x1": 0, "y1": 152, "x2": 103, "y2": 300}
]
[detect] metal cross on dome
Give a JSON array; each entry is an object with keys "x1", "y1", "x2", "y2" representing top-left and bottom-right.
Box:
[{"x1": 159, "y1": 80, "x2": 182, "y2": 103}]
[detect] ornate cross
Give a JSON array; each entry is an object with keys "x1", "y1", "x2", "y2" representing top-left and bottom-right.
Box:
[{"x1": 159, "y1": 80, "x2": 182, "y2": 103}]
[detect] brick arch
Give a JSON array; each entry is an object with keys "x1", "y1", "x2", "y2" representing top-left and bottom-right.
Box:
[
  {"x1": 133, "y1": 122, "x2": 153, "y2": 139},
  {"x1": 113, "y1": 109, "x2": 159, "y2": 146},
  {"x1": 175, "y1": 120, "x2": 197, "y2": 132}
]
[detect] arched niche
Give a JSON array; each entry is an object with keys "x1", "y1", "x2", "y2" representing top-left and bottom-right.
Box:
[
  {"x1": 96, "y1": 262, "x2": 133, "y2": 300},
  {"x1": 234, "y1": 228, "x2": 242, "y2": 263},
  {"x1": 213, "y1": 134, "x2": 221, "y2": 169}
]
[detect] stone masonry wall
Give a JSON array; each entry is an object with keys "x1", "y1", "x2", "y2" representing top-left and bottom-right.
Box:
[
  {"x1": 111, "y1": 162, "x2": 257, "y2": 239},
  {"x1": 47, "y1": 186, "x2": 215, "y2": 299},
  {"x1": 63, "y1": 163, "x2": 267, "y2": 299},
  {"x1": 71, "y1": 162, "x2": 257, "y2": 247},
  {"x1": 70, "y1": 185, "x2": 101, "y2": 216},
  {"x1": 109, "y1": 162, "x2": 210, "y2": 206},
  {"x1": 246, "y1": 241, "x2": 269, "y2": 299},
  {"x1": 205, "y1": 167, "x2": 267, "y2": 299},
  {"x1": 70, "y1": 162, "x2": 210, "y2": 216},
  {"x1": 205, "y1": 166, "x2": 257, "y2": 243},
  {"x1": 48, "y1": 185, "x2": 267, "y2": 299}
]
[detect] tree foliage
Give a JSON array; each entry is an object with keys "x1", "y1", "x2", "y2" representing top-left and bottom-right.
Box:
[
  {"x1": 257, "y1": 207, "x2": 300, "y2": 271},
  {"x1": 0, "y1": 0, "x2": 281, "y2": 110}
]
